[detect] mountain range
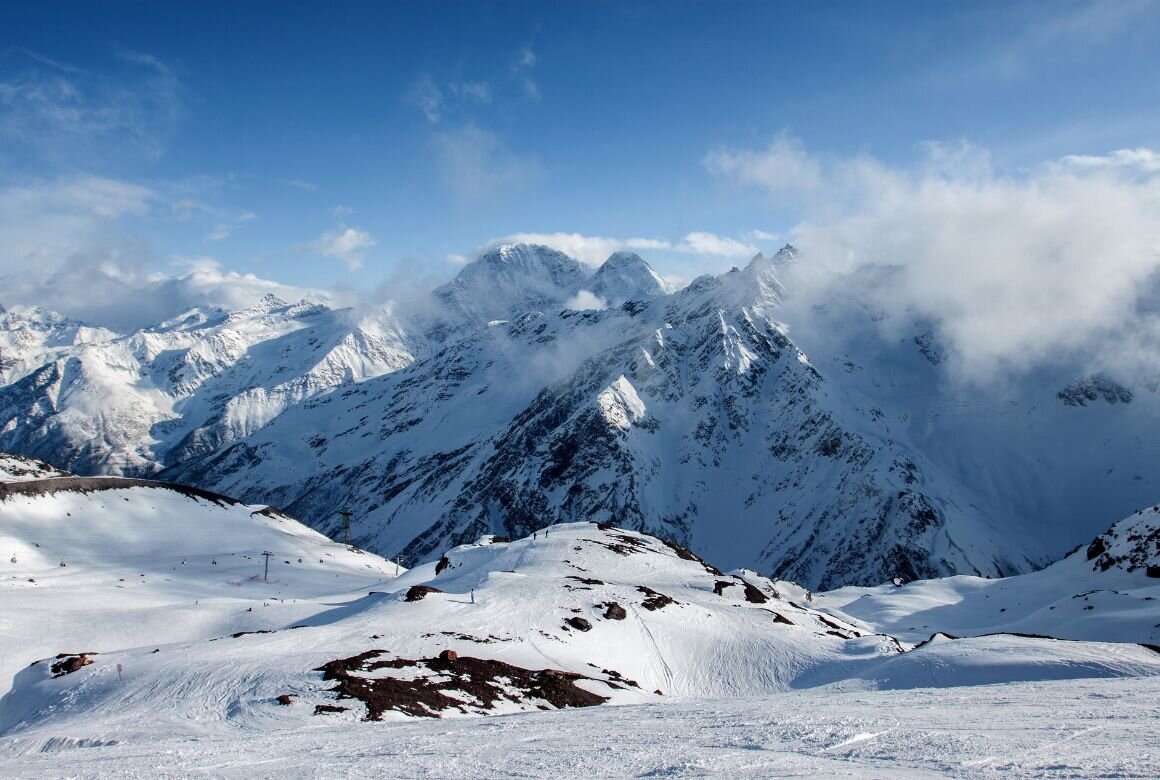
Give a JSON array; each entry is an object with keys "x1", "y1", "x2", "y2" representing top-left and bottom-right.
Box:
[{"x1": 2, "y1": 243, "x2": 1157, "y2": 588}]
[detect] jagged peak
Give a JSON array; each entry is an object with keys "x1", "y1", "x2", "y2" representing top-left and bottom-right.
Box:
[
  {"x1": 773, "y1": 243, "x2": 798, "y2": 262},
  {"x1": 260, "y1": 293, "x2": 289, "y2": 308}
]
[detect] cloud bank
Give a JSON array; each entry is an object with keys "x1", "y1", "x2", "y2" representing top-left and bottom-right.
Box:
[
  {"x1": 0, "y1": 175, "x2": 323, "y2": 331},
  {"x1": 707, "y1": 136, "x2": 1160, "y2": 382}
]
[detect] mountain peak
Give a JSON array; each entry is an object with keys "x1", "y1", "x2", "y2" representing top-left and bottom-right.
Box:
[
  {"x1": 590, "y1": 251, "x2": 669, "y2": 302},
  {"x1": 773, "y1": 244, "x2": 798, "y2": 263},
  {"x1": 260, "y1": 293, "x2": 289, "y2": 308}
]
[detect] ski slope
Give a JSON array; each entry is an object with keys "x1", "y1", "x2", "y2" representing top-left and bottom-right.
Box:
[
  {"x1": 1, "y1": 676, "x2": 1158, "y2": 777},
  {"x1": 2, "y1": 476, "x2": 1159, "y2": 776}
]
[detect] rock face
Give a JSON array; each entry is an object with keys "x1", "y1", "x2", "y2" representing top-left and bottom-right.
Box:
[
  {"x1": 1081, "y1": 506, "x2": 1160, "y2": 575},
  {"x1": 5, "y1": 243, "x2": 1160, "y2": 588}
]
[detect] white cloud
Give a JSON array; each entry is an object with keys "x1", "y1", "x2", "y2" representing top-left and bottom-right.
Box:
[
  {"x1": 331, "y1": 204, "x2": 353, "y2": 218},
  {"x1": 707, "y1": 134, "x2": 1160, "y2": 381},
  {"x1": 0, "y1": 175, "x2": 319, "y2": 331},
  {"x1": 1056, "y1": 148, "x2": 1160, "y2": 174},
  {"x1": 446, "y1": 253, "x2": 468, "y2": 266},
  {"x1": 563, "y1": 290, "x2": 608, "y2": 311},
  {"x1": 979, "y1": 0, "x2": 1158, "y2": 81},
  {"x1": 512, "y1": 44, "x2": 540, "y2": 100},
  {"x1": 303, "y1": 225, "x2": 376, "y2": 270},
  {"x1": 279, "y1": 178, "x2": 318, "y2": 191},
  {"x1": 744, "y1": 229, "x2": 780, "y2": 242},
  {"x1": 704, "y1": 134, "x2": 826, "y2": 198},
  {"x1": 204, "y1": 210, "x2": 257, "y2": 242},
  {"x1": 0, "y1": 175, "x2": 153, "y2": 271},
  {"x1": 431, "y1": 124, "x2": 540, "y2": 201},
  {"x1": 409, "y1": 74, "x2": 443, "y2": 123},
  {"x1": 674, "y1": 232, "x2": 759, "y2": 257},
  {"x1": 452, "y1": 81, "x2": 492, "y2": 104}
]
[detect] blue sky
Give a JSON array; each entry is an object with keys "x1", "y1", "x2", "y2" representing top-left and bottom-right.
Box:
[{"x1": 2, "y1": 0, "x2": 1159, "y2": 321}]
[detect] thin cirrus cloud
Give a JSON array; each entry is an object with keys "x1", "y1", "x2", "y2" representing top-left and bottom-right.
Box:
[
  {"x1": 302, "y1": 225, "x2": 376, "y2": 271},
  {"x1": 409, "y1": 75, "x2": 494, "y2": 125},
  {"x1": 0, "y1": 48, "x2": 182, "y2": 169},
  {"x1": 204, "y1": 211, "x2": 258, "y2": 242},
  {"x1": 705, "y1": 133, "x2": 1160, "y2": 382},
  {"x1": 430, "y1": 124, "x2": 540, "y2": 201}
]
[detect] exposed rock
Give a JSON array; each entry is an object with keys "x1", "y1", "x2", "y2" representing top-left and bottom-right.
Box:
[
  {"x1": 602, "y1": 602, "x2": 627, "y2": 620},
  {"x1": 565, "y1": 616, "x2": 593, "y2": 631},
  {"x1": 49, "y1": 653, "x2": 95, "y2": 677},
  {"x1": 637, "y1": 586, "x2": 676, "y2": 610},
  {"x1": 741, "y1": 582, "x2": 768, "y2": 604},
  {"x1": 1059, "y1": 374, "x2": 1133, "y2": 407},
  {"x1": 405, "y1": 585, "x2": 443, "y2": 602},
  {"x1": 315, "y1": 650, "x2": 608, "y2": 719}
]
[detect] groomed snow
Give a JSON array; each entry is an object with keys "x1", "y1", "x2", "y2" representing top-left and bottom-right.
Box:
[
  {"x1": 2, "y1": 483, "x2": 1159, "y2": 777},
  {"x1": 0, "y1": 677, "x2": 1157, "y2": 778}
]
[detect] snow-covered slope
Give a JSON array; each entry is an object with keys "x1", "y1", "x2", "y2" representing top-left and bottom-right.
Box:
[
  {"x1": 5, "y1": 676, "x2": 1157, "y2": 778},
  {"x1": 818, "y1": 504, "x2": 1160, "y2": 645},
  {"x1": 2, "y1": 510, "x2": 1158, "y2": 766},
  {"x1": 0, "y1": 475, "x2": 398, "y2": 704},
  {"x1": 0, "y1": 452, "x2": 67, "y2": 482}
]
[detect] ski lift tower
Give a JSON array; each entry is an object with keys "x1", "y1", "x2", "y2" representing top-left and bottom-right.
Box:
[{"x1": 338, "y1": 509, "x2": 352, "y2": 547}]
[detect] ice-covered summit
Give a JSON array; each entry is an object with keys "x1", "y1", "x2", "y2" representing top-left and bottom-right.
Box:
[{"x1": 589, "y1": 251, "x2": 670, "y2": 303}]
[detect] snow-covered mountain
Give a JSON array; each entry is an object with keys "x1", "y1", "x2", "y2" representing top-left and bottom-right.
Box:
[
  {"x1": 3, "y1": 243, "x2": 1160, "y2": 589},
  {"x1": 0, "y1": 295, "x2": 417, "y2": 476}
]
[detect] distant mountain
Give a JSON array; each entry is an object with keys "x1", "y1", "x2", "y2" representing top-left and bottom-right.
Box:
[
  {"x1": 0, "y1": 296, "x2": 416, "y2": 475},
  {"x1": 3, "y1": 243, "x2": 1159, "y2": 588}
]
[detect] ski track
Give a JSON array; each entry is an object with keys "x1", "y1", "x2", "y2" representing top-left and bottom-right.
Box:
[{"x1": 1, "y1": 678, "x2": 1157, "y2": 778}]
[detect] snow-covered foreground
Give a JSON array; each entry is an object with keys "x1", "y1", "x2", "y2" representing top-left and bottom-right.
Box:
[
  {"x1": 1, "y1": 677, "x2": 1157, "y2": 778},
  {"x1": 2, "y1": 474, "x2": 1159, "y2": 777}
]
